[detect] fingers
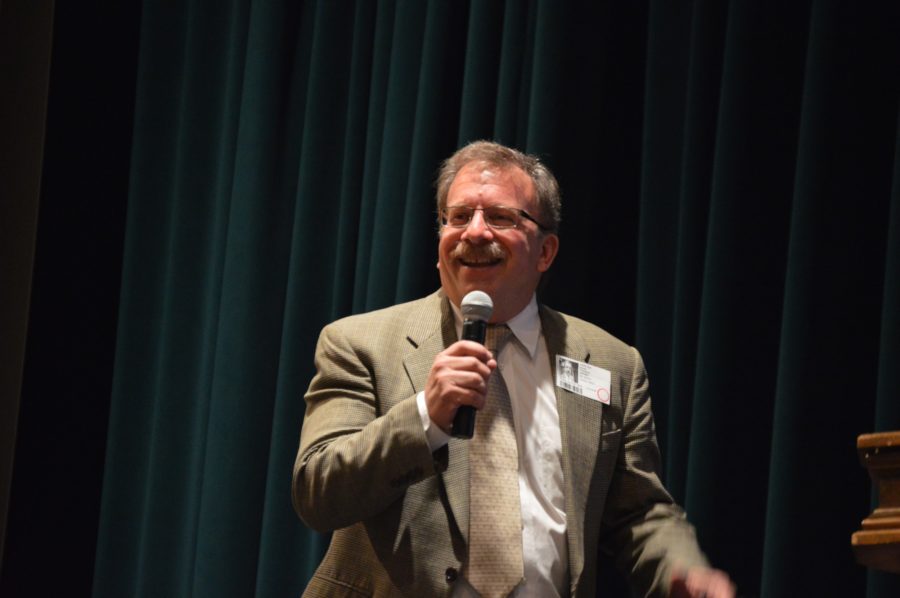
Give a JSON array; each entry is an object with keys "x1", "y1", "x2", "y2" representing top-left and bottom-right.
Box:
[
  {"x1": 442, "y1": 339, "x2": 496, "y2": 363},
  {"x1": 670, "y1": 567, "x2": 735, "y2": 598},
  {"x1": 424, "y1": 341, "x2": 498, "y2": 430}
]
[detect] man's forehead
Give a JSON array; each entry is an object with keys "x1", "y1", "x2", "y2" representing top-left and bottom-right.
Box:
[
  {"x1": 451, "y1": 161, "x2": 533, "y2": 197},
  {"x1": 458, "y1": 160, "x2": 519, "y2": 179}
]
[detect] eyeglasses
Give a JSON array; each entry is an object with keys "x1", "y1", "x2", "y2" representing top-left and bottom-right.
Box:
[{"x1": 440, "y1": 205, "x2": 549, "y2": 231}]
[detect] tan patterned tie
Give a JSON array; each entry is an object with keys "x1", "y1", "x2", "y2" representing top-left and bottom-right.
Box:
[{"x1": 468, "y1": 325, "x2": 524, "y2": 598}]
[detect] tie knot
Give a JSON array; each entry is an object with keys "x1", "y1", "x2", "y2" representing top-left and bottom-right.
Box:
[{"x1": 485, "y1": 324, "x2": 513, "y2": 354}]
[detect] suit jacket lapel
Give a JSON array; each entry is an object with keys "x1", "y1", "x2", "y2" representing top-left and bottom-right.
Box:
[
  {"x1": 540, "y1": 306, "x2": 602, "y2": 592},
  {"x1": 401, "y1": 292, "x2": 470, "y2": 541}
]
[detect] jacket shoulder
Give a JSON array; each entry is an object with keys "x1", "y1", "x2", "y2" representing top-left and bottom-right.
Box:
[
  {"x1": 317, "y1": 292, "x2": 446, "y2": 358},
  {"x1": 540, "y1": 304, "x2": 633, "y2": 351}
]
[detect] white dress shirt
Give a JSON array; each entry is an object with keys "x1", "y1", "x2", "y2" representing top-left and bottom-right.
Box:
[{"x1": 416, "y1": 295, "x2": 569, "y2": 597}]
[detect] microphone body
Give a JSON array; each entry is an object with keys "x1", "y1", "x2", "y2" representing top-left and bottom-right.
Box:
[
  {"x1": 451, "y1": 318, "x2": 487, "y2": 438},
  {"x1": 451, "y1": 290, "x2": 493, "y2": 439}
]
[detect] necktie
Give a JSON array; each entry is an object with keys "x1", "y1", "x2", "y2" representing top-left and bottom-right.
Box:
[{"x1": 468, "y1": 325, "x2": 524, "y2": 598}]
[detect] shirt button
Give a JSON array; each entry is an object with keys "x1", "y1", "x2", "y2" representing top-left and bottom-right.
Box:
[{"x1": 445, "y1": 567, "x2": 458, "y2": 583}]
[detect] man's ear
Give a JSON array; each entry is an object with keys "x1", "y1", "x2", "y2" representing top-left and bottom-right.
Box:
[{"x1": 537, "y1": 233, "x2": 559, "y2": 273}]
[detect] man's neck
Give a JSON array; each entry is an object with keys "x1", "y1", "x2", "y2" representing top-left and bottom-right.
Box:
[{"x1": 449, "y1": 294, "x2": 541, "y2": 358}]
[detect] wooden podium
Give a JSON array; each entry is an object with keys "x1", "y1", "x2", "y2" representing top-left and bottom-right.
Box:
[{"x1": 852, "y1": 431, "x2": 900, "y2": 574}]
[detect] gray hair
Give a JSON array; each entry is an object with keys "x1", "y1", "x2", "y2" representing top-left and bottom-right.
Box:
[{"x1": 435, "y1": 140, "x2": 561, "y2": 233}]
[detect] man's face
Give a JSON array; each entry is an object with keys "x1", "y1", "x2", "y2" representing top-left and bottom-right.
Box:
[
  {"x1": 560, "y1": 360, "x2": 574, "y2": 379},
  {"x1": 437, "y1": 161, "x2": 559, "y2": 323}
]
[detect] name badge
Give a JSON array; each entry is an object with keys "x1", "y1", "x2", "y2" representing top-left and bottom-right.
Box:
[{"x1": 556, "y1": 356, "x2": 611, "y2": 404}]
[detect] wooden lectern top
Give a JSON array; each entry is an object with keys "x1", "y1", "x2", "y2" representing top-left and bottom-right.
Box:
[{"x1": 852, "y1": 431, "x2": 900, "y2": 574}]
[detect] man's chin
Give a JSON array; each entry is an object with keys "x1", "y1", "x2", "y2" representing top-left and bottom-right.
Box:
[
  {"x1": 456, "y1": 267, "x2": 503, "y2": 292},
  {"x1": 449, "y1": 279, "x2": 499, "y2": 304}
]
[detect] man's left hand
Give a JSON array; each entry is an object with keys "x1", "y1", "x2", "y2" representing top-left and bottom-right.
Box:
[{"x1": 670, "y1": 567, "x2": 735, "y2": 598}]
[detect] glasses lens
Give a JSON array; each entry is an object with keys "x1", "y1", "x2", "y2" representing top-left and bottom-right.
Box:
[
  {"x1": 443, "y1": 207, "x2": 471, "y2": 227},
  {"x1": 442, "y1": 206, "x2": 523, "y2": 229},
  {"x1": 484, "y1": 207, "x2": 518, "y2": 229}
]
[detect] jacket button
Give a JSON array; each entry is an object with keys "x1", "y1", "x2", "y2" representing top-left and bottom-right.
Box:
[{"x1": 445, "y1": 567, "x2": 458, "y2": 583}]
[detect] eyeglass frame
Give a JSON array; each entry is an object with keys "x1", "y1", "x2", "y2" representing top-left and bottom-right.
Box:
[{"x1": 439, "y1": 205, "x2": 551, "y2": 233}]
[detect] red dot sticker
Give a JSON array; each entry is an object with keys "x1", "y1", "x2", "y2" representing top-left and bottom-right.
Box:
[{"x1": 596, "y1": 387, "x2": 610, "y2": 404}]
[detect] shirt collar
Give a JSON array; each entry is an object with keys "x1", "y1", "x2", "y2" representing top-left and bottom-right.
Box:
[{"x1": 450, "y1": 294, "x2": 542, "y2": 359}]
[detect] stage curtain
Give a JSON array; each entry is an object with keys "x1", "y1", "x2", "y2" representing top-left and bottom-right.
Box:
[{"x1": 91, "y1": 1, "x2": 900, "y2": 597}]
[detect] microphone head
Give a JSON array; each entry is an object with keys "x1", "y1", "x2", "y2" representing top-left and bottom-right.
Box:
[{"x1": 461, "y1": 290, "x2": 493, "y2": 322}]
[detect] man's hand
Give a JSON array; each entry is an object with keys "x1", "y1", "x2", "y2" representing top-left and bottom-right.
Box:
[
  {"x1": 424, "y1": 340, "x2": 496, "y2": 431},
  {"x1": 670, "y1": 567, "x2": 735, "y2": 598}
]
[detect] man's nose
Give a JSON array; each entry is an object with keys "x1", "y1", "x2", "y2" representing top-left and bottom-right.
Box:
[{"x1": 461, "y1": 210, "x2": 493, "y2": 241}]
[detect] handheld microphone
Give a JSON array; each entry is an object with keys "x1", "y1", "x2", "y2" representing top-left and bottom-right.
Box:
[{"x1": 451, "y1": 290, "x2": 493, "y2": 439}]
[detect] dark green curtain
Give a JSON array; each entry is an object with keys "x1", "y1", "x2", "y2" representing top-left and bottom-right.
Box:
[{"x1": 91, "y1": 1, "x2": 900, "y2": 597}]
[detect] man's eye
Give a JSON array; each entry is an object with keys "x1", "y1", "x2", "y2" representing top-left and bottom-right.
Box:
[
  {"x1": 487, "y1": 210, "x2": 516, "y2": 227},
  {"x1": 447, "y1": 210, "x2": 470, "y2": 225}
]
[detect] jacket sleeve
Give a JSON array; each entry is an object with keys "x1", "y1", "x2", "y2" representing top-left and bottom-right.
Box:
[
  {"x1": 292, "y1": 321, "x2": 441, "y2": 532},
  {"x1": 597, "y1": 347, "x2": 709, "y2": 597}
]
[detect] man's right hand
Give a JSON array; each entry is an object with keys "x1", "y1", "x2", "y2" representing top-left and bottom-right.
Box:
[{"x1": 424, "y1": 340, "x2": 497, "y2": 432}]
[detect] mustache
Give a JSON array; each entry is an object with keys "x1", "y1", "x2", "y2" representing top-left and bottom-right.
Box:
[{"x1": 449, "y1": 241, "x2": 505, "y2": 262}]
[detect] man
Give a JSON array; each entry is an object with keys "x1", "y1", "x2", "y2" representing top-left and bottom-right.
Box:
[{"x1": 293, "y1": 141, "x2": 733, "y2": 597}]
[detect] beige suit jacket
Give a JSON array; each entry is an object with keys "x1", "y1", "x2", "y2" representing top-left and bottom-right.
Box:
[{"x1": 293, "y1": 291, "x2": 707, "y2": 597}]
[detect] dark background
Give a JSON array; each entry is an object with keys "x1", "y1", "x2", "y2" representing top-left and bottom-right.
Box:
[
  {"x1": 2, "y1": 2, "x2": 899, "y2": 597},
  {"x1": 1, "y1": 3, "x2": 140, "y2": 597}
]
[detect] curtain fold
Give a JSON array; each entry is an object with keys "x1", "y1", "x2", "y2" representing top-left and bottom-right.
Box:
[
  {"x1": 868, "y1": 111, "x2": 900, "y2": 598},
  {"x1": 637, "y1": 0, "x2": 697, "y2": 502},
  {"x1": 684, "y1": 1, "x2": 809, "y2": 585},
  {"x1": 760, "y1": 3, "x2": 900, "y2": 595},
  {"x1": 92, "y1": 2, "x2": 900, "y2": 596},
  {"x1": 876, "y1": 113, "x2": 900, "y2": 432}
]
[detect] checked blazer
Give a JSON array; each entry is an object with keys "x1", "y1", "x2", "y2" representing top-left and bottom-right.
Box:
[{"x1": 292, "y1": 290, "x2": 707, "y2": 597}]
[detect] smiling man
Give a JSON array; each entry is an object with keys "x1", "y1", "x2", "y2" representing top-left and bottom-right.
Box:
[{"x1": 293, "y1": 141, "x2": 733, "y2": 598}]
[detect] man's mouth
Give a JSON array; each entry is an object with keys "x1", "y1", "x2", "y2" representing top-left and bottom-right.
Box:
[
  {"x1": 459, "y1": 257, "x2": 502, "y2": 268},
  {"x1": 451, "y1": 242, "x2": 505, "y2": 268}
]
